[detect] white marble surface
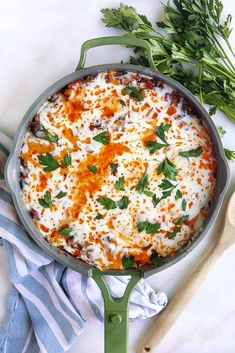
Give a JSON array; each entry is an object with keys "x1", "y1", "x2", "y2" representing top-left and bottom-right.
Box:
[{"x1": 0, "y1": 1, "x2": 235, "y2": 352}]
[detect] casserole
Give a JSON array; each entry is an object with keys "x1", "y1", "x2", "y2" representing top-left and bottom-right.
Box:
[{"x1": 5, "y1": 34, "x2": 229, "y2": 353}]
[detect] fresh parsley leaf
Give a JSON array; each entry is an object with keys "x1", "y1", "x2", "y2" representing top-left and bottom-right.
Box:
[
  {"x1": 143, "y1": 190, "x2": 154, "y2": 197},
  {"x1": 167, "y1": 227, "x2": 181, "y2": 239},
  {"x1": 56, "y1": 191, "x2": 67, "y2": 199},
  {"x1": 123, "y1": 86, "x2": 144, "y2": 101},
  {"x1": 38, "y1": 191, "x2": 52, "y2": 208},
  {"x1": 157, "y1": 158, "x2": 177, "y2": 181},
  {"x1": 217, "y1": 126, "x2": 226, "y2": 137},
  {"x1": 122, "y1": 255, "x2": 135, "y2": 269},
  {"x1": 146, "y1": 141, "x2": 167, "y2": 154},
  {"x1": 159, "y1": 179, "x2": 175, "y2": 190},
  {"x1": 179, "y1": 146, "x2": 203, "y2": 158},
  {"x1": 87, "y1": 165, "x2": 98, "y2": 174},
  {"x1": 58, "y1": 227, "x2": 72, "y2": 236},
  {"x1": 118, "y1": 196, "x2": 129, "y2": 209},
  {"x1": 62, "y1": 154, "x2": 72, "y2": 168},
  {"x1": 97, "y1": 197, "x2": 116, "y2": 210},
  {"x1": 38, "y1": 153, "x2": 60, "y2": 172},
  {"x1": 110, "y1": 163, "x2": 118, "y2": 175},
  {"x1": 152, "y1": 194, "x2": 160, "y2": 206},
  {"x1": 136, "y1": 169, "x2": 149, "y2": 193},
  {"x1": 120, "y1": 99, "x2": 126, "y2": 106},
  {"x1": 137, "y1": 221, "x2": 160, "y2": 234},
  {"x1": 156, "y1": 123, "x2": 171, "y2": 144},
  {"x1": 175, "y1": 189, "x2": 182, "y2": 200},
  {"x1": 33, "y1": 124, "x2": 58, "y2": 145},
  {"x1": 46, "y1": 131, "x2": 58, "y2": 145},
  {"x1": 182, "y1": 199, "x2": 187, "y2": 211},
  {"x1": 115, "y1": 176, "x2": 125, "y2": 191},
  {"x1": 95, "y1": 213, "x2": 103, "y2": 220},
  {"x1": 93, "y1": 131, "x2": 110, "y2": 145},
  {"x1": 175, "y1": 215, "x2": 189, "y2": 225},
  {"x1": 224, "y1": 148, "x2": 235, "y2": 161},
  {"x1": 150, "y1": 252, "x2": 161, "y2": 266}
]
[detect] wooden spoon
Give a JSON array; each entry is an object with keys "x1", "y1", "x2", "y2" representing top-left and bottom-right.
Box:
[{"x1": 137, "y1": 190, "x2": 235, "y2": 353}]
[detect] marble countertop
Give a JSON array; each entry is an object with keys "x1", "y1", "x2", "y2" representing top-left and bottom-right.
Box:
[{"x1": 0, "y1": 1, "x2": 235, "y2": 352}]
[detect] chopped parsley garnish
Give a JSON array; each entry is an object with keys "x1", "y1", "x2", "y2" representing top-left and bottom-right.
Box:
[
  {"x1": 143, "y1": 190, "x2": 154, "y2": 197},
  {"x1": 182, "y1": 199, "x2": 187, "y2": 211},
  {"x1": 167, "y1": 227, "x2": 181, "y2": 239},
  {"x1": 136, "y1": 169, "x2": 149, "y2": 194},
  {"x1": 58, "y1": 227, "x2": 72, "y2": 236},
  {"x1": 175, "y1": 189, "x2": 182, "y2": 200},
  {"x1": 38, "y1": 191, "x2": 52, "y2": 208},
  {"x1": 120, "y1": 99, "x2": 126, "y2": 106},
  {"x1": 175, "y1": 215, "x2": 189, "y2": 225},
  {"x1": 118, "y1": 196, "x2": 129, "y2": 209},
  {"x1": 122, "y1": 255, "x2": 135, "y2": 269},
  {"x1": 157, "y1": 158, "x2": 177, "y2": 181},
  {"x1": 93, "y1": 131, "x2": 110, "y2": 145},
  {"x1": 115, "y1": 176, "x2": 125, "y2": 191},
  {"x1": 38, "y1": 153, "x2": 60, "y2": 172},
  {"x1": 110, "y1": 163, "x2": 118, "y2": 175},
  {"x1": 61, "y1": 154, "x2": 72, "y2": 168},
  {"x1": 146, "y1": 141, "x2": 167, "y2": 154},
  {"x1": 156, "y1": 123, "x2": 171, "y2": 144},
  {"x1": 150, "y1": 252, "x2": 161, "y2": 266},
  {"x1": 146, "y1": 123, "x2": 171, "y2": 154},
  {"x1": 56, "y1": 191, "x2": 67, "y2": 199},
  {"x1": 41, "y1": 126, "x2": 58, "y2": 144},
  {"x1": 137, "y1": 221, "x2": 161, "y2": 234},
  {"x1": 87, "y1": 165, "x2": 98, "y2": 174},
  {"x1": 152, "y1": 194, "x2": 160, "y2": 206},
  {"x1": 152, "y1": 179, "x2": 177, "y2": 206},
  {"x1": 123, "y1": 86, "x2": 144, "y2": 102},
  {"x1": 97, "y1": 197, "x2": 116, "y2": 210},
  {"x1": 217, "y1": 126, "x2": 226, "y2": 138},
  {"x1": 34, "y1": 124, "x2": 58, "y2": 145},
  {"x1": 95, "y1": 213, "x2": 103, "y2": 220},
  {"x1": 179, "y1": 146, "x2": 203, "y2": 158},
  {"x1": 159, "y1": 179, "x2": 175, "y2": 190},
  {"x1": 224, "y1": 148, "x2": 235, "y2": 161}
]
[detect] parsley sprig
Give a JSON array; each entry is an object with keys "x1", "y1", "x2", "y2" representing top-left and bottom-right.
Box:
[
  {"x1": 179, "y1": 146, "x2": 203, "y2": 158},
  {"x1": 157, "y1": 158, "x2": 177, "y2": 181},
  {"x1": 123, "y1": 86, "x2": 144, "y2": 101},
  {"x1": 38, "y1": 153, "x2": 60, "y2": 172},
  {"x1": 38, "y1": 191, "x2": 53, "y2": 208},
  {"x1": 152, "y1": 179, "x2": 177, "y2": 206},
  {"x1": 146, "y1": 123, "x2": 171, "y2": 154},
  {"x1": 93, "y1": 131, "x2": 110, "y2": 145},
  {"x1": 136, "y1": 169, "x2": 149, "y2": 193},
  {"x1": 137, "y1": 221, "x2": 161, "y2": 234}
]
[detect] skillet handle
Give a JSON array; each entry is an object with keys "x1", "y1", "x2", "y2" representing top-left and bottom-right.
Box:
[
  {"x1": 76, "y1": 34, "x2": 155, "y2": 70},
  {"x1": 92, "y1": 270, "x2": 141, "y2": 353}
]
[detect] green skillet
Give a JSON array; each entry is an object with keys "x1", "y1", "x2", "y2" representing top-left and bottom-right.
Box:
[{"x1": 5, "y1": 33, "x2": 229, "y2": 353}]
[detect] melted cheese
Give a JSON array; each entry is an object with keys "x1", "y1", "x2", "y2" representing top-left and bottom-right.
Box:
[{"x1": 20, "y1": 71, "x2": 216, "y2": 270}]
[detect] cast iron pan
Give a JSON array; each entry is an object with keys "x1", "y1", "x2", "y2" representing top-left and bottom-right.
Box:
[{"x1": 5, "y1": 34, "x2": 229, "y2": 353}]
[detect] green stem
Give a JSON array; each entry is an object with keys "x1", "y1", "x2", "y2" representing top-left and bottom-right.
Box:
[
  {"x1": 210, "y1": 33, "x2": 235, "y2": 72},
  {"x1": 226, "y1": 38, "x2": 235, "y2": 60},
  {"x1": 205, "y1": 65, "x2": 235, "y2": 83},
  {"x1": 199, "y1": 63, "x2": 204, "y2": 104}
]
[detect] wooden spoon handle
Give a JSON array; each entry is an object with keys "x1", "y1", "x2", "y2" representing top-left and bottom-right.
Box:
[{"x1": 137, "y1": 231, "x2": 230, "y2": 353}]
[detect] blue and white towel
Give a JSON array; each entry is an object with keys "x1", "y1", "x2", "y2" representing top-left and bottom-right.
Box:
[{"x1": 0, "y1": 132, "x2": 167, "y2": 353}]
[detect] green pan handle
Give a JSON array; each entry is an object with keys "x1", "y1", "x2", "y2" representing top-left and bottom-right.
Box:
[
  {"x1": 92, "y1": 270, "x2": 142, "y2": 353},
  {"x1": 76, "y1": 33, "x2": 155, "y2": 70}
]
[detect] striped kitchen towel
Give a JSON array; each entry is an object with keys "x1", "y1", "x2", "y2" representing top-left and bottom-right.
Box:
[{"x1": 0, "y1": 132, "x2": 167, "y2": 353}]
